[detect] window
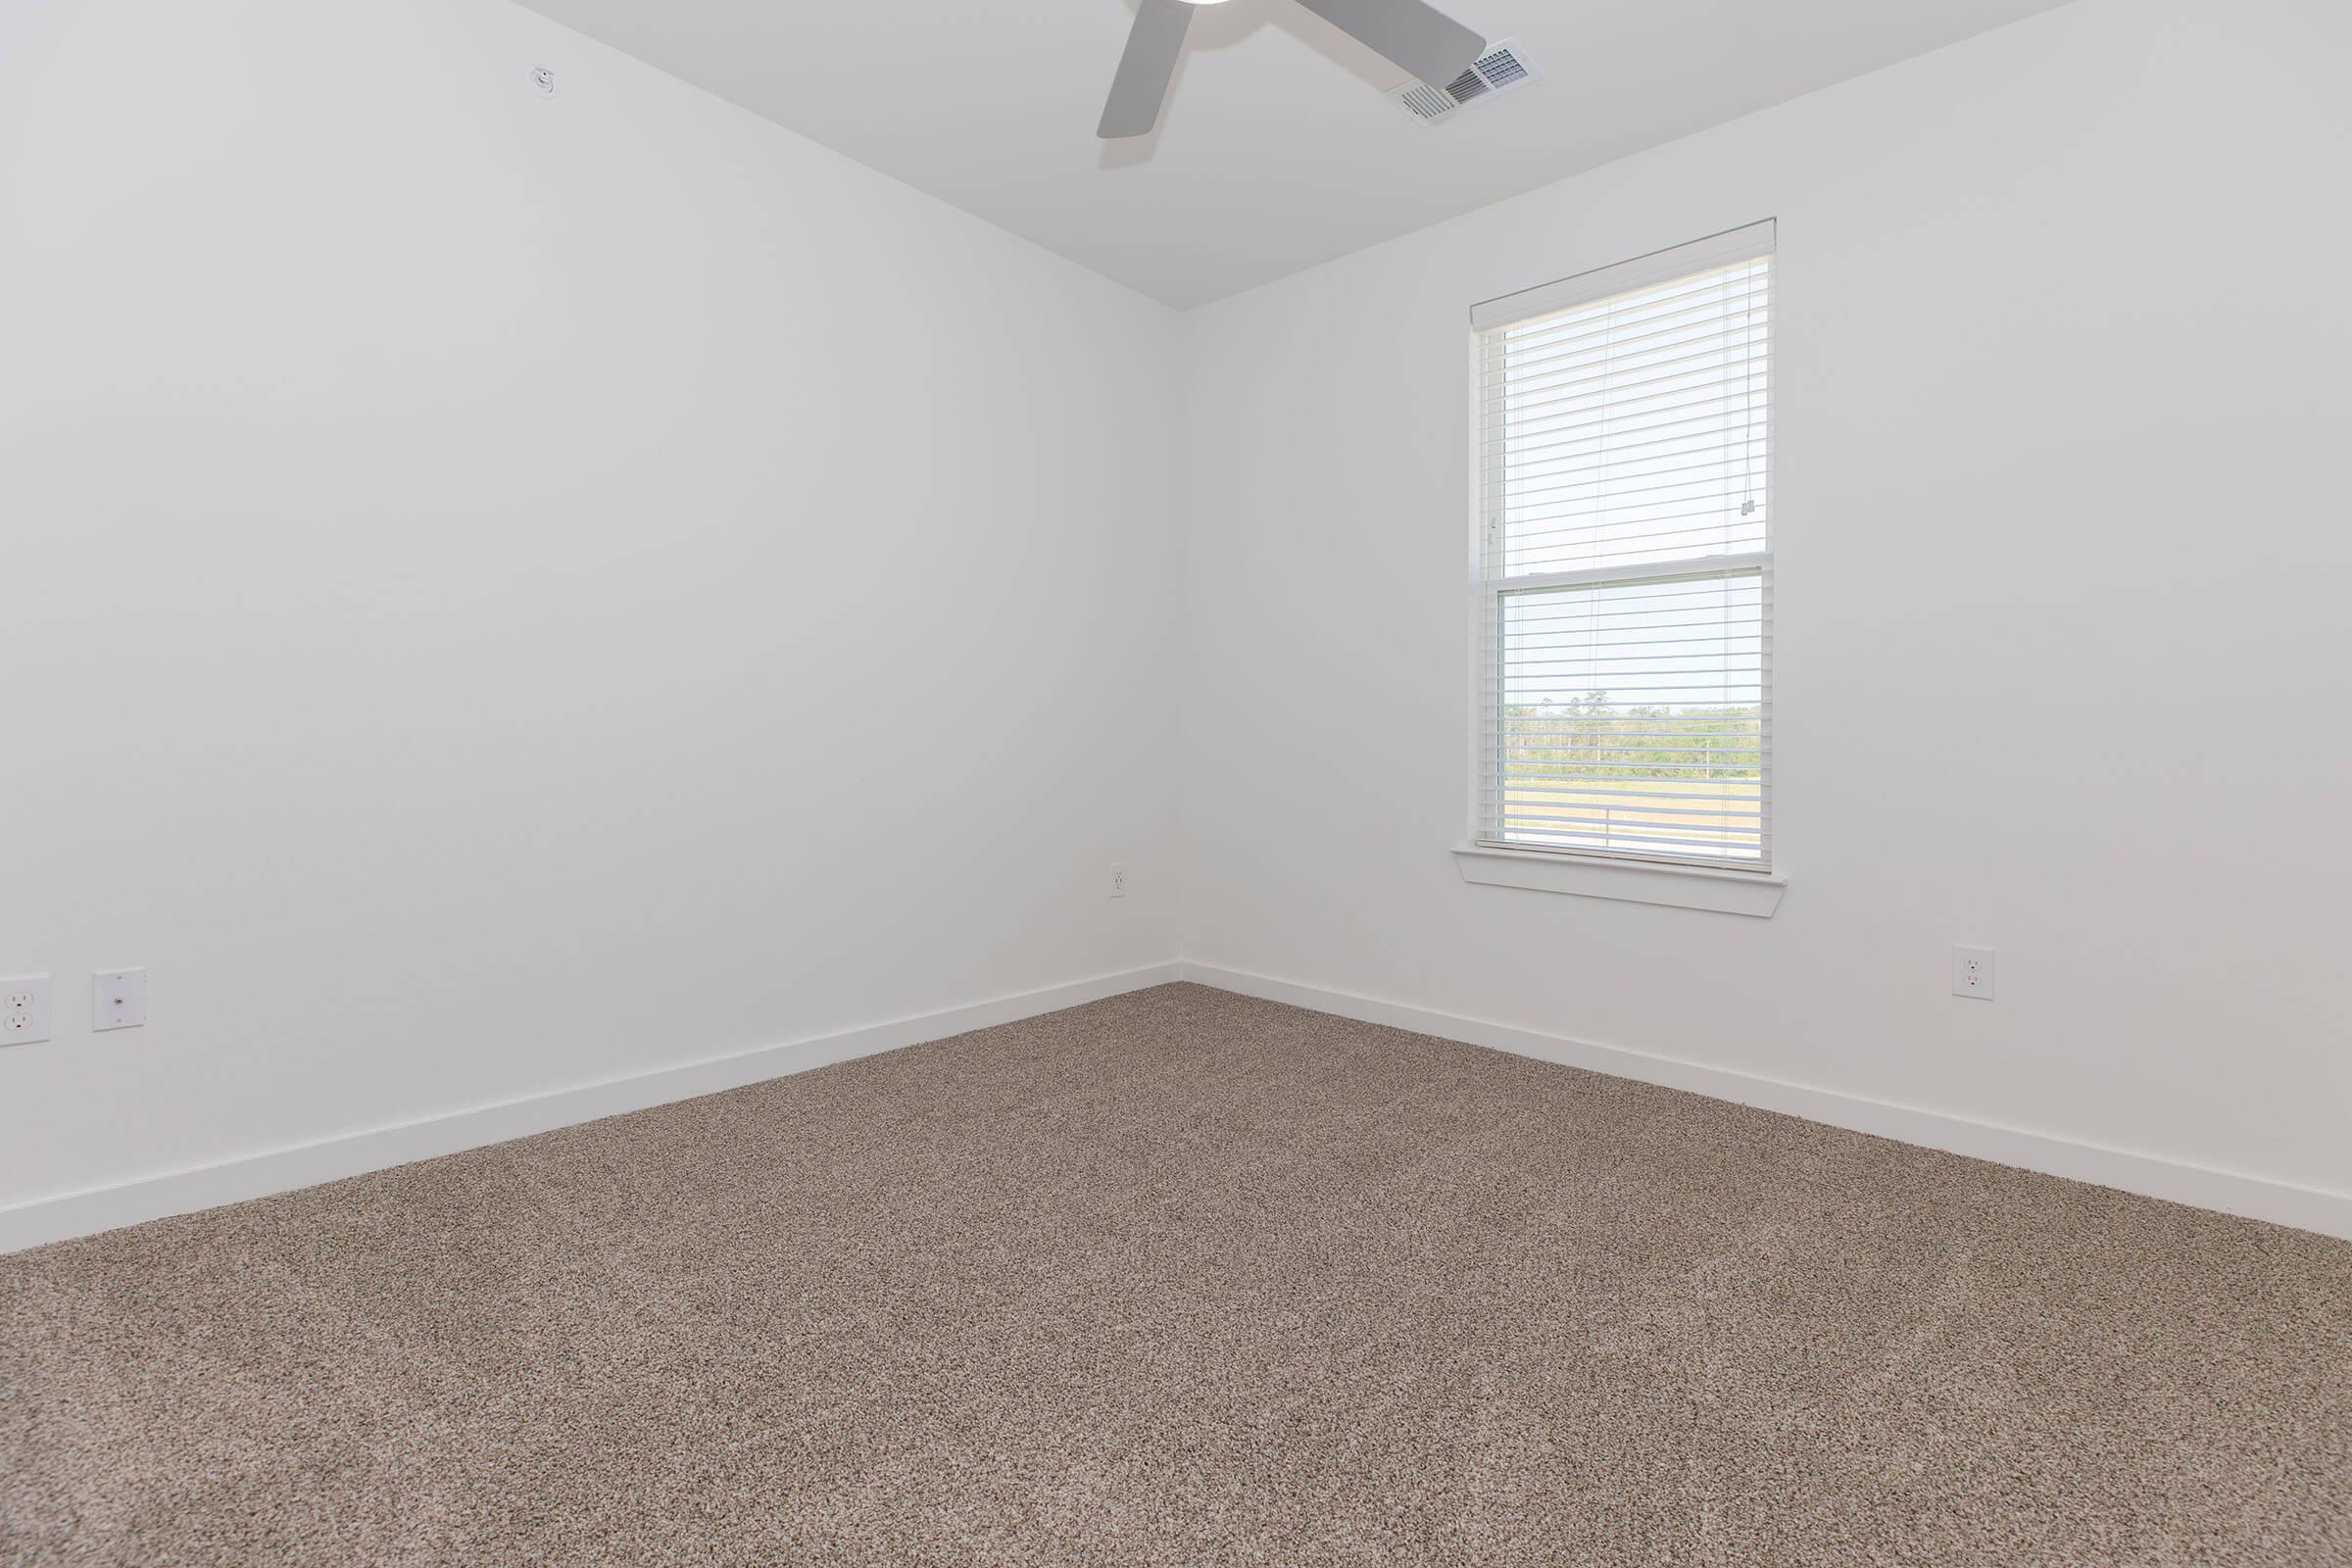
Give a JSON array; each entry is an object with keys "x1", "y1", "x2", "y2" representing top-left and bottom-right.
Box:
[{"x1": 1472, "y1": 221, "x2": 1774, "y2": 872}]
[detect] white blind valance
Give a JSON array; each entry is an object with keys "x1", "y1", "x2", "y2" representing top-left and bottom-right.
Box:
[
  {"x1": 1473, "y1": 222, "x2": 1775, "y2": 870},
  {"x1": 1471, "y1": 220, "x2": 1778, "y2": 331}
]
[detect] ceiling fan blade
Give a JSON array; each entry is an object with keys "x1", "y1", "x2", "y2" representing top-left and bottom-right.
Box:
[
  {"x1": 1290, "y1": 0, "x2": 1485, "y2": 88},
  {"x1": 1099, "y1": 0, "x2": 1196, "y2": 139}
]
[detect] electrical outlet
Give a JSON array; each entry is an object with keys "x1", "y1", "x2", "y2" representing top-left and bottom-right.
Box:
[
  {"x1": 93, "y1": 968, "x2": 147, "y2": 1031},
  {"x1": 2, "y1": 975, "x2": 52, "y2": 1044},
  {"x1": 1110, "y1": 864, "x2": 1128, "y2": 899},
  {"x1": 1951, "y1": 946, "x2": 1995, "y2": 1000}
]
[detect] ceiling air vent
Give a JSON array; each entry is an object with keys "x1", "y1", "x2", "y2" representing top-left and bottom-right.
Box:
[{"x1": 1386, "y1": 41, "x2": 1542, "y2": 125}]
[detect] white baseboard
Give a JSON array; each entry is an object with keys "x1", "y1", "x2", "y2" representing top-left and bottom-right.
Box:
[
  {"x1": 15, "y1": 957, "x2": 2346, "y2": 1253},
  {"x1": 1179, "y1": 961, "x2": 2352, "y2": 1244},
  {"x1": 0, "y1": 961, "x2": 1185, "y2": 1255}
]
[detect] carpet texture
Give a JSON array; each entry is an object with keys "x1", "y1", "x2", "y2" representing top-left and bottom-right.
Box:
[{"x1": 3, "y1": 983, "x2": 2348, "y2": 1567}]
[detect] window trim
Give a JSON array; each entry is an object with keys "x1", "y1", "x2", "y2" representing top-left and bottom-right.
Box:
[
  {"x1": 1468, "y1": 221, "x2": 1778, "y2": 888},
  {"x1": 1450, "y1": 843, "x2": 1787, "y2": 916}
]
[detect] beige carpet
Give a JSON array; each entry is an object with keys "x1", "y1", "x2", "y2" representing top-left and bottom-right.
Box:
[{"x1": 3, "y1": 984, "x2": 2348, "y2": 1567}]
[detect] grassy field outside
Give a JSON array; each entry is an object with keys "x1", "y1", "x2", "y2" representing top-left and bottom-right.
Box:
[{"x1": 1501, "y1": 775, "x2": 1762, "y2": 854}]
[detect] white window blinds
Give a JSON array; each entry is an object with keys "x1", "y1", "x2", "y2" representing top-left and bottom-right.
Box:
[{"x1": 1473, "y1": 221, "x2": 1774, "y2": 870}]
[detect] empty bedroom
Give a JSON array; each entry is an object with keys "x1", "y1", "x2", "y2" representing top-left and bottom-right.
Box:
[{"x1": 3, "y1": 0, "x2": 2348, "y2": 1563}]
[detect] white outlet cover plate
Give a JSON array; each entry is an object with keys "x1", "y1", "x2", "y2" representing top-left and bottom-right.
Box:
[
  {"x1": 3, "y1": 974, "x2": 53, "y2": 1045},
  {"x1": 93, "y1": 967, "x2": 147, "y2": 1031},
  {"x1": 1951, "y1": 945, "x2": 1996, "y2": 1000}
]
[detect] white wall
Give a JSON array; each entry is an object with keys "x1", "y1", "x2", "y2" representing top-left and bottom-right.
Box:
[
  {"x1": 0, "y1": 0, "x2": 1182, "y2": 1213},
  {"x1": 10, "y1": 0, "x2": 2348, "y2": 1246},
  {"x1": 1179, "y1": 0, "x2": 2352, "y2": 1209}
]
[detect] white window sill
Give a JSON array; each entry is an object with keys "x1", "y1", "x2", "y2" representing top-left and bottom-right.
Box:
[{"x1": 1450, "y1": 845, "x2": 1786, "y2": 917}]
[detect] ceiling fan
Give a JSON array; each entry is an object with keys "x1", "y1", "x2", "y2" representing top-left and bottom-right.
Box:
[{"x1": 1099, "y1": 0, "x2": 1487, "y2": 138}]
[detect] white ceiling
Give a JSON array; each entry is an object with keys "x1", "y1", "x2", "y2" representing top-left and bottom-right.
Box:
[{"x1": 514, "y1": 0, "x2": 2074, "y2": 309}]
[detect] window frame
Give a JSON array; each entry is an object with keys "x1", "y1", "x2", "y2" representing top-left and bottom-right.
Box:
[{"x1": 1469, "y1": 222, "x2": 1778, "y2": 879}]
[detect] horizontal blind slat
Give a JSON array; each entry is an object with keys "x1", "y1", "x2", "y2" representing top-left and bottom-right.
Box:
[
  {"x1": 1481, "y1": 340, "x2": 1771, "y2": 410},
  {"x1": 1477, "y1": 340, "x2": 1772, "y2": 414},
  {"x1": 1494, "y1": 510, "x2": 1770, "y2": 547},
  {"x1": 1487, "y1": 313, "x2": 1769, "y2": 377}
]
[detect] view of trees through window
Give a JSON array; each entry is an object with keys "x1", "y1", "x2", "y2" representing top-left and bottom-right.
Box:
[
  {"x1": 1494, "y1": 569, "x2": 1766, "y2": 861},
  {"x1": 1504, "y1": 697, "x2": 1762, "y2": 779}
]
